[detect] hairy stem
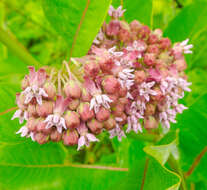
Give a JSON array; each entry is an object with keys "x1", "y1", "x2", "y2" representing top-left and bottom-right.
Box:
[
  {"x1": 0, "y1": 28, "x2": 39, "y2": 66},
  {"x1": 168, "y1": 155, "x2": 187, "y2": 190}
]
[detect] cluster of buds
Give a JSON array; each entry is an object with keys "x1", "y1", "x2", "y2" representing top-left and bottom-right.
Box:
[{"x1": 12, "y1": 6, "x2": 192, "y2": 150}]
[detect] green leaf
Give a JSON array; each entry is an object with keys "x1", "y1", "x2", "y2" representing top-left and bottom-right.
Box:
[
  {"x1": 172, "y1": 93, "x2": 207, "y2": 183},
  {"x1": 42, "y1": 0, "x2": 111, "y2": 58}
]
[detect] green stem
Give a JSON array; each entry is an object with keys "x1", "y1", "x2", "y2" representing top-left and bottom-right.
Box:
[
  {"x1": 168, "y1": 155, "x2": 187, "y2": 190},
  {"x1": 0, "y1": 27, "x2": 39, "y2": 67}
]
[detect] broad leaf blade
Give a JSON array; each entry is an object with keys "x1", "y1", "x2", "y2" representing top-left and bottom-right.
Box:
[{"x1": 42, "y1": 0, "x2": 111, "y2": 58}]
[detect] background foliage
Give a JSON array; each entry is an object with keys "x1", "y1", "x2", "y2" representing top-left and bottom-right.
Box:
[{"x1": 0, "y1": 0, "x2": 207, "y2": 189}]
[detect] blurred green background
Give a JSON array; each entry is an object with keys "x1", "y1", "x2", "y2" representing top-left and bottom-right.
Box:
[{"x1": 0, "y1": 0, "x2": 207, "y2": 189}]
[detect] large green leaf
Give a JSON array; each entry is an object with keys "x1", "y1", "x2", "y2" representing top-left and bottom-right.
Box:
[
  {"x1": 172, "y1": 93, "x2": 207, "y2": 186},
  {"x1": 42, "y1": 0, "x2": 111, "y2": 58}
]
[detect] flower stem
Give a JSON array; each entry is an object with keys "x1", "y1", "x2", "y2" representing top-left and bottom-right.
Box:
[
  {"x1": 0, "y1": 27, "x2": 39, "y2": 67},
  {"x1": 168, "y1": 155, "x2": 187, "y2": 190}
]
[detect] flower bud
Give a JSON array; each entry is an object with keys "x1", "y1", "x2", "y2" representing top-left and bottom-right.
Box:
[
  {"x1": 108, "y1": 94, "x2": 119, "y2": 106},
  {"x1": 87, "y1": 119, "x2": 103, "y2": 134},
  {"x1": 134, "y1": 70, "x2": 146, "y2": 84},
  {"x1": 148, "y1": 34, "x2": 159, "y2": 44},
  {"x1": 119, "y1": 97, "x2": 128, "y2": 105},
  {"x1": 144, "y1": 53, "x2": 156, "y2": 66},
  {"x1": 21, "y1": 76, "x2": 29, "y2": 90},
  {"x1": 151, "y1": 87, "x2": 163, "y2": 102},
  {"x1": 119, "y1": 28, "x2": 130, "y2": 42},
  {"x1": 159, "y1": 38, "x2": 171, "y2": 50},
  {"x1": 26, "y1": 117, "x2": 38, "y2": 131},
  {"x1": 81, "y1": 88, "x2": 92, "y2": 102},
  {"x1": 50, "y1": 129, "x2": 62, "y2": 142},
  {"x1": 96, "y1": 107, "x2": 110, "y2": 122},
  {"x1": 62, "y1": 129, "x2": 79, "y2": 146},
  {"x1": 64, "y1": 111, "x2": 80, "y2": 129},
  {"x1": 119, "y1": 86, "x2": 127, "y2": 97},
  {"x1": 130, "y1": 20, "x2": 141, "y2": 32},
  {"x1": 153, "y1": 28, "x2": 163, "y2": 39},
  {"x1": 68, "y1": 98, "x2": 80, "y2": 110},
  {"x1": 119, "y1": 113, "x2": 127, "y2": 125},
  {"x1": 78, "y1": 102, "x2": 94, "y2": 121},
  {"x1": 144, "y1": 116, "x2": 158, "y2": 129},
  {"x1": 112, "y1": 103, "x2": 125, "y2": 117},
  {"x1": 104, "y1": 115, "x2": 116, "y2": 130},
  {"x1": 36, "y1": 118, "x2": 52, "y2": 135},
  {"x1": 84, "y1": 61, "x2": 100, "y2": 79},
  {"x1": 145, "y1": 102, "x2": 156, "y2": 116},
  {"x1": 138, "y1": 25, "x2": 150, "y2": 39},
  {"x1": 36, "y1": 101, "x2": 53, "y2": 117},
  {"x1": 34, "y1": 132, "x2": 48, "y2": 144},
  {"x1": 28, "y1": 104, "x2": 37, "y2": 117},
  {"x1": 159, "y1": 52, "x2": 173, "y2": 64},
  {"x1": 107, "y1": 20, "x2": 120, "y2": 36},
  {"x1": 64, "y1": 80, "x2": 81, "y2": 99},
  {"x1": 174, "y1": 58, "x2": 187, "y2": 72},
  {"x1": 100, "y1": 59, "x2": 114, "y2": 74},
  {"x1": 147, "y1": 44, "x2": 160, "y2": 54},
  {"x1": 43, "y1": 82, "x2": 56, "y2": 99},
  {"x1": 102, "y1": 75, "x2": 120, "y2": 94}
]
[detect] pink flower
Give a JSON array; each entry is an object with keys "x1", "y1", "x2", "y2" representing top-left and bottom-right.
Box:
[
  {"x1": 84, "y1": 77, "x2": 112, "y2": 113},
  {"x1": 16, "y1": 126, "x2": 35, "y2": 141},
  {"x1": 109, "y1": 120, "x2": 126, "y2": 141},
  {"x1": 11, "y1": 93, "x2": 28, "y2": 124},
  {"x1": 108, "y1": 5, "x2": 126, "y2": 19},
  {"x1": 77, "y1": 122, "x2": 99, "y2": 150},
  {"x1": 139, "y1": 81, "x2": 157, "y2": 101},
  {"x1": 173, "y1": 38, "x2": 193, "y2": 54},
  {"x1": 22, "y1": 66, "x2": 48, "y2": 105},
  {"x1": 44, "y1": 96, "x2": 71, "y2": 133}
]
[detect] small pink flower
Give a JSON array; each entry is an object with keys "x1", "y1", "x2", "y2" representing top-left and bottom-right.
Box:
[
  {"x1": 173, "y1": 38, "x2": 193, "y2": 54},
  {"x1": 109, "y1": 120, "x2": 126, "y2": 142},
  {"x1": 77, "y1": 122, "x2": 99, "y2": 150},
  {"x1": 139, "y1": 81, "x2": 157, "y2": 101},
  {"x1": 44, "y1": 96, "x2": 71, "y2": 133},
  {"x1": 108, "y1": 5, "x2": 126, "y2": 19}
]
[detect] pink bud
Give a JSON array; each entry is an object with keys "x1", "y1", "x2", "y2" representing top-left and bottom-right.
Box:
[
  {"x1": 36, "y1": 118, "x2": 52, "y2": 135},
  {"x1": 81, "y1": 88, "x2": 92, "y2": 102},
  {"x1": 34, "y1": 132, "x2": 48, "y2": 144},
  {"x1": 36, "y1": 101, "x2": 54, "y2": 117},
  {"x1": 130, "y1": 20, "x2": 141, "y2": 32},
  {"x1": 50, "y1": 129, "x2": 62, "y2": 142},
  {"x1": 107, "y1": 94, "x2": 119, "y2": 106},
  {"x1": 153, "y1": 29, "x2": 163, "y2": 38},
  {"x1": 84, "y1": 61, "x2": 100, "y2": 79},
  {"x1": 147, "y1": 44, "x2": 160, "y2": 54},
  {"x1": 64, "y1": 111, "x2": 80, "y2": 129},
  {"x1": 68, "y1": 98, "x2": 80, "y2": 110},
  {"x1": 78, "y1": 102, "x2": 94, "y2": 121},
  {"x1": 104, "y1": 116, "x2": 116, "y2": 130},
  {"x1": 151, "y1": 87, "x2": 163, "y2": 102},
  {"x1": 21, "y1": 76, "x2": 29, "y2": 90},
  {"x1": 119, "y1": 113, "x2": 127, "y2": 125},
  {"x1": 144, "y1": 53, "x2": 156, "y2": 66},
  {"x1": 112, "y1": 103, "x2": 124, "y2": 117},
  {"x1": 119, "y1": 28, "x2": 130, "y2": 42},
  {"x1": 28, "y1": 104, "x2": 37, "y2": 117},
  {"x1": 96, "y1": 107, "x2": 110, "y2": 122},
  {"x1": 100, "y1": 59, "x2": 114, "y2": 74},
  {"x1": 159, "y1": 38, "x2": 171, "y2": 50},
  {"x1": 102, "y1": 75, "x2": 120, "y2": 94},
  {"x1": 148, "y1": 34, "x2": 159, "y2": 44},
  {"x1": 64, "y1": 80, "x2": 81, "y2": 99},
  {"x1": 174, "y1": 58, "x2": 187, "y2": 72},
  {"x1": 145, "y1": 102, "x2": 156, "y2": 116},
  {"x1": 159, "y1": 52, "x2": 173, "y2": 64},
  {"x1": 138, "y1": 25, "x2": 150, "y2": 39},
  {"x1": 119, "y1": 97, "x2": 128, "y2": 105},
  {"x1": 119, "y1": 87, "x2": 127, "y2": 97},
  {"x1": 62, "y1": 129, "x2": 79, "y2": 146},
  {"x1": 26, "y1": 117, "x2": 38, "y2": 131},
  {"x1": 144, "y1": 116, "x2": 158, "y2": 129},
  {"x1": 134, "y1": 70, "x2": 146, "y2": 84},
  {"x1": 107, "y1": 20, "x2": 120, "y2": 36},
  {"x1": 43, "y1": 82, "x2": 56, "y2": 99},
  {"x1": 87, "y1": 119, "x2": 103, "y2": 134}
]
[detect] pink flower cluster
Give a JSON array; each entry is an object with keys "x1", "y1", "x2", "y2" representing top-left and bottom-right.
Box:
[{"x1": 12, "y1": 6, "x2": 192, "y2": 150}]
